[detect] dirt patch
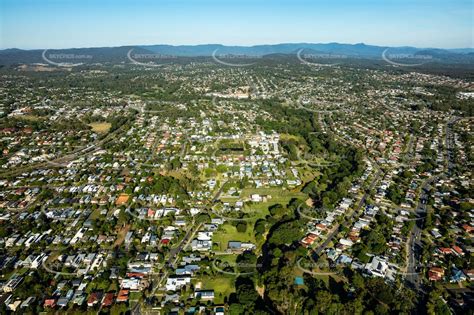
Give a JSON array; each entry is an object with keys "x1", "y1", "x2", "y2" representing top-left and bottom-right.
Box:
[
  {"x1": 115, "y1": 194, "x2": 130, "y2": 206},
  {"x1": 18, "y1": 64, "x2": 70, "y2": 72},
  {"x1": 114, "y1": 224, "x2": 130, "y2": 247},
  {"x1": 89, "y1": 122, "x2": 111, "y2": 133}
]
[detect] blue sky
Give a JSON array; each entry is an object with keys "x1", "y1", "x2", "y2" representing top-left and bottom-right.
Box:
[{"x1": 1, "y1": 0, "x2": 472, "y2": 49}]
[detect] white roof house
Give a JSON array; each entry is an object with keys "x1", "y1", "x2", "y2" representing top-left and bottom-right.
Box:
[
  {"x1": 165, "y1": 276, "x2": 191, "y2": 291},
  {"x1": 365, "y1": 256, "x2": 389, "y2": 278}
]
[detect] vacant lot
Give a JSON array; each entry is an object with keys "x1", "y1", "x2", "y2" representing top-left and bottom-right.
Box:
[{"x1": 89, "y1": 122, "x2": 111, "y2": 133}]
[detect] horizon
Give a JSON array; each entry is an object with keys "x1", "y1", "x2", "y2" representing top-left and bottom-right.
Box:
[
  {"x1": 1, "y1": 0, "x2": 473, "y2": 50},
  {"x1": 2, "y1": 41, "x2": 474, "y2": 52}
]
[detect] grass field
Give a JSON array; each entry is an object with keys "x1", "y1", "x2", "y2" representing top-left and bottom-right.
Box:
[
  {"x1": 298, "y1": 166, "x2": 321, "y2": 184},
  {"x1": 195, "y1": 275, "x2": 236, "y2": 304},
  {"x1": 241, "y1": 187, "x2": 307, "y2": 206},
  {"x1": 89, "y1": 208, "x2": 102, "y2": 220},
  {"x1": 280, "y1": 133, "x2": 305, "y2": 143},
  {"x1": 219, "y1": 181, "x2": 310, "y2": 216},
  {"x1": 18, "y1": 114, "x2": 44, "y2": 121},
  {"x1": 129, "y1": 291, "x2": 143, "y2": 302},
  {"x1": 89, "y1": 122, "x2": 111, "y2": 133},
  {"x1": 220, "y1": 196, "x2": 240, "y2": 203},
  {"x1": 215, "y1": 253, "x2": 238, "y2": 264},
  {"x1": 293, "y1": 266, "x2": 345, "y2": 287},
  {"x1": 213, "y1": 223, "x2": 256, "y2": 251}
]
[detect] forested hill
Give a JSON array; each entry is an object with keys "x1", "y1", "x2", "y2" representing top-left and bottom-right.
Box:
[{"x1": 1, "y1": 43, "x2": 473, "y2": 66}]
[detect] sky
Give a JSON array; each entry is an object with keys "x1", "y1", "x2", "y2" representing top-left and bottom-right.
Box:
[{"x1": 0, "y1": 0, "x2": 472, "y2": 49}]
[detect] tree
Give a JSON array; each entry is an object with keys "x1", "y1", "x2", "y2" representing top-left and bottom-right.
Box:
[
  {"x1": 236, "y1": 251, "x2": 257, "y2": 273},
  {"x1": 426, "y1": 289, "x2": 451, "y2": 315},
  {"x1": 313, "y1": 290, "x2": 337, "y2": 313},
  {"x1": 195, "y1": 213, "x2": 210, "y2": 224},
  {"x1": 268, "y1": 219, "x2": 304, "y2": 245},
  {"x1": 232, "y1": 276, "x2": 262, "y2": 313},
  {"x1": 229, "y1": 303, "x2": 245, "y2": 315},
  {"x1": 387, "y1": 185, "x2": 402, "y2": 205},
  {"x1": 365, "y1": 229, "x2": 387, "y2": 255},
  {"x1": 254, "y1": 219, "x2": 266, "y2": 236},
  {"x1": 268, "y1": 204, "x2": 286, "y2": 217},
  {"x1": 216, "y1": 164, "x2": 228, "y2": 173},
  {"x1": 236, "y1": 222, "x2": 247, "y2": 233},
  {"x1": 352, "y1": 272, "x2": 365, "y2": 291}
]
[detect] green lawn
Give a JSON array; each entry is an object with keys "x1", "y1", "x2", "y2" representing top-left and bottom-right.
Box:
[
  {"x1": 215, "y1": 254, "x2": 237, "y2": 264},
  {"x1": 298, "y1": 167, "x2": 321, "y2": 184},
  {"x1": 89, "y1": 208, "x2": 102, "y2": 220},
  {"x1": 241, "y1": 202, "x2": 270, "y2": 218},
  {"x1": 220, "y1": 196, "x2": 240, "y2": 203},
  {"x1": 194, "y1": 275, "x2": 236, "y2": 304},
  {"x1": 213, "y1": 223, "x2": 256, "y2": 251},
  {"x1": 129, "y1": 291, "x2": 143, "y2": 301},
  {"x1": 241, "y1": 187, "x2": 307, "y2": 205}
]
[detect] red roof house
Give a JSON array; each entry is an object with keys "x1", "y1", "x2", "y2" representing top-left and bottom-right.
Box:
[
  {"x1": 428, "y1": 267, "x2": 444, "y2": 281},
  {"x1": 101, "y1": 292, "x2": 115, "y2": 307},
  {"x1": 44, "y1": 299, "x2": 56, "y2": 308},
  {"x1": 116, "y1": 289, "x2": 129, "y2": 302}
]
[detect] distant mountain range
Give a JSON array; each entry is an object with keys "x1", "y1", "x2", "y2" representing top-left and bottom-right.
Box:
[
  {"x1": 0, "y1": 43, "x2": 473, "y2": 66},
  {"x1": 142, "y1": 43, "x2": 473, "y2": 57}
]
